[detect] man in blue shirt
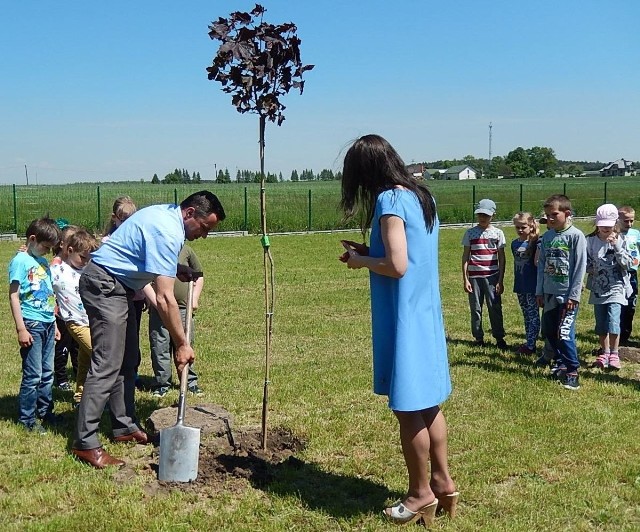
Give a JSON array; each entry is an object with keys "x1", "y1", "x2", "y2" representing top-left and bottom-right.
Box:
[{"x1": 71, "y1": 191, "x2": 225, "y2": 469}]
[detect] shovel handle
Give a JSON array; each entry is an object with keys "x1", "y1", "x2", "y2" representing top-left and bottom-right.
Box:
[{"x1": 176, "y1": 280, "x2": 195, "y2": 426}]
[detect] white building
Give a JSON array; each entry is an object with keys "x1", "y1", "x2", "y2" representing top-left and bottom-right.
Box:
[{"x1": 442, "y1": 165, "x2": 477, "y2": 180}]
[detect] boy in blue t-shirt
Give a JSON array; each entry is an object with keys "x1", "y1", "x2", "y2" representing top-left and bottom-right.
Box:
[
  {"x1": 9, "y1": 217, "x2": 61, "y2": 433},
  {"x1": 618, "y1": 206, "x2": 639, "y2": 345}
]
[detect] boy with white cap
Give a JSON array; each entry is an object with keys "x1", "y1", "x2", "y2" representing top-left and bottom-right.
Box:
[
  {"x1": 462, "y1": 198, "x2": 507, "y2": 349},
  {"x1": 586, "y1": 204, "x2": 633, "y2": 370}
]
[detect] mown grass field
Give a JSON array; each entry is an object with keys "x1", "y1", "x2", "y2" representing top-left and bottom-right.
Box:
[
  {"x1": 0, "y1": 222, "x2": 639, "y2": 530},
  {"x1": 1, "y1": 177, "x2": 639, "y2": 234}
]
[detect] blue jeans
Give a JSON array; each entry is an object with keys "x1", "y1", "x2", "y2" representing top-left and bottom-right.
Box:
[
  {"x1": 542, "y1": 301, "x2": 580, "y2": 373},
  {"x1": 18, "y1": 320, "x2": 55, "y2": 428},
  {"x1": 594, "y1": 303, "x2": 622, "y2": 335}
]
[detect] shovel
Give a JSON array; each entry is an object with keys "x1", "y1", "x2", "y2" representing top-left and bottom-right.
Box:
[{"x1": 158, "y1": 279, "x2": 201, "y2": 482}]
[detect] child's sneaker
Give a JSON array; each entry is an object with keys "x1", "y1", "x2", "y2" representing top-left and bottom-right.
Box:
[
  {"x1": 25, "y1": 422, "x2": 47, "y2": 435},
  {"x1": 608, "y1": 352, "x2": 621, "y2": 370},
  {"x1": 152, "y1": 387, "x2": 168, "y2": 398},
  {"x1": 57, "y1": 382, "x2": 73, "y2": 392},
  {"x1": 188, "y1": 384, "x2": 204, "y2": 397},
  {"x1": 516, "y1": 344, "x2": 535, "y2": 355},
  {"x1": 591, "y1": 351, "x2": 609, "y2": 369},
  {"x1": 561, "y1": 372, "x2": 580, "y2": 390},
  {"x1": 550, "y1": 362, "x2": 567, "y2": 380}
]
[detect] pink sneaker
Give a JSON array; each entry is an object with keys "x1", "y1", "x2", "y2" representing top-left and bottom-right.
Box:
[
  {"x1": 591, "y1": 352, "x2": 609, "y2": 369},
  {"x1": 608, "y1": 352, "x2": 621, "y2": 370}
]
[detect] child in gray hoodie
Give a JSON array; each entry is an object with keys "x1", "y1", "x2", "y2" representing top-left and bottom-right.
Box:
[{"x1": 536, "y1": 195, "x2": 587, "y2": 390}]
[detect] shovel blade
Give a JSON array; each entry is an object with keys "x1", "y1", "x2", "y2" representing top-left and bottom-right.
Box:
[{"x1": 158, "y1": 424, "x2": 200, "y2": 482}]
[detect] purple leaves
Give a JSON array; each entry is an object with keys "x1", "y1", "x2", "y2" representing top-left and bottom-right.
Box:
[{"x1": 207, "y1": 3, "x2": 314, "y2": 125}]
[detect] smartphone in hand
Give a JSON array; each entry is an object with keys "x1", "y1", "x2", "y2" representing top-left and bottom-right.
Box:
[
  {"x1": 339, "y1": 240, "x2": 352, "y2": 263},
  {"x1": 341, "y1": 240, "x2": 353, "y2": 254}
]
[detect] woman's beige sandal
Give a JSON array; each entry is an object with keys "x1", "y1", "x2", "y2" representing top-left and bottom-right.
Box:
[
  {"x1": 383, "y1": 498, "x2": 438, "y2": 526},
  {"x1": 435, "y1": 492, "x2": 459, "y2": 518}
]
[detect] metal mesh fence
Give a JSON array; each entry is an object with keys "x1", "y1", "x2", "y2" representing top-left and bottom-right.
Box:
[{"x1": 1, "y1": 179, "x2": 638, "y2": 236}]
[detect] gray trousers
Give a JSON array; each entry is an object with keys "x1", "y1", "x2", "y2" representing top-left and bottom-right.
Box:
[
  {"x1": 73, "y1": 261, "x2": 140, "y2": 449},
  {"x1": 468, "y1": 274, "x2": 505, "y2": 341},
  {"x1": 148, "y1": 306, "x2": 198, "y2": 389}
]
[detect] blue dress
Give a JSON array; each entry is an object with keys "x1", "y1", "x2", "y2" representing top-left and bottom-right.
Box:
[{"x1": 369, "y1": 189, "x2": 451, "y2": 411}]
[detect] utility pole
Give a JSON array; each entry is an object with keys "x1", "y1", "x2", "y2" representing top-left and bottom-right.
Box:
[{"x1": 24, "y1": 164, "x2": 29, "y2": 185}]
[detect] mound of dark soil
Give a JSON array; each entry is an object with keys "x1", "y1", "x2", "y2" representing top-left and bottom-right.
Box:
[
  {"x1": 112, "y1": 404, "x2": 305, "y2": 498},
  {"x1": 619, "y1": 346, "x2": 640, "y2": 363}
]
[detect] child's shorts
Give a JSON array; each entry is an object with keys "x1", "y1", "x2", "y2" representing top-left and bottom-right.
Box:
[{"x1": 594, "y1": 303, "x2": 622, "y2": 335}]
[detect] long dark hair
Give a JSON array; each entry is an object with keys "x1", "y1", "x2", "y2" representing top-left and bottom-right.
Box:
[{"x1": 340, "y1": 134, "x2": 436, "y2": 233}]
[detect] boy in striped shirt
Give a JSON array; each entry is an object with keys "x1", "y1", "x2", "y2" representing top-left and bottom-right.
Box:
[{"x1": 462, "y1": 199, "x2": 507, "y2": 349}]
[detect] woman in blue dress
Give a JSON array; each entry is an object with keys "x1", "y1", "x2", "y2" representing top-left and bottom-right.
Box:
[{"x1": 340, "y1": 134, "x2": 458, "y2": 526}]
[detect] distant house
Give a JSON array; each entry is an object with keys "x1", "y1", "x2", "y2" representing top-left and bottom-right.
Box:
[
  {"x1": 425, "y1": 168, "x2": 446, "y2": 180},
  {"x1": 442, "y1": 165, "x2": 477, "y2": 180},
  {"x1": 600, "y1": 159, "x2": 635, "y2": 177},
  {"x1": 406, "y1": 163, "x2": 425, "y2": 179}
]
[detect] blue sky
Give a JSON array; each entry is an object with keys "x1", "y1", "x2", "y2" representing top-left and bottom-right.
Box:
[{"x1": 1, "y1": 0, "x2": 638, "y2": 184}]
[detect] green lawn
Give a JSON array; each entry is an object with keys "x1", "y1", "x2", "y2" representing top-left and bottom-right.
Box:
[{"x1": 0, "y1": 222, "x2": 639, "y2": 530}]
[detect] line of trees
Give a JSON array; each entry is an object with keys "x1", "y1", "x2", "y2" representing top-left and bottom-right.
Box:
[
  {"x1": 148, "y1": 149, "x2": 636, "y2": 184},
  {"x1": 233, "y1": 169, "x2": 283, "y2": 183},
  {"x1": 290, "y1": 168, "x2": 342, "y2": 181},
  {"x1": 152, "y1": 169, "x2": 202, "y2": 184},
  {"x1": 149, "y1": 167, "x2": 343, "y2": 183}
]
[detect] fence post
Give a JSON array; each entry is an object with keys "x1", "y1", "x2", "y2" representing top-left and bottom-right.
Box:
[
  {"x1": 12, "y1": 184, "x2": 17, "y2": 234},
  {"x1": 244, "y1": 187, "x2": 248, "y2": 232},
  {"x1": 563, "y1": 182, "x2": 566, "y2": 196},
  {"x1": 308, "y1": 189, "x2": 312, "y2": 231},
  {"x1": 96, "y1": 186, "x2": 101, "y2": 231},
  {"x1": 604, "y1": 181, "x2": 608, "y2": 204},
  {"x1": 471, "y1": 185, "x2": 476, "y2": 222},
  {"x1": 174, "y1": 188, "x2": 178, "y2": 205},
  {"x1": 519, "y1": 184, "x2": 523, "y2": 212}
]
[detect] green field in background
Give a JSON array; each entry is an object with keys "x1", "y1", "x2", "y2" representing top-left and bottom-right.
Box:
[{"x1": 1, "y1": 177, "x2": 638, "y2": 235}]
